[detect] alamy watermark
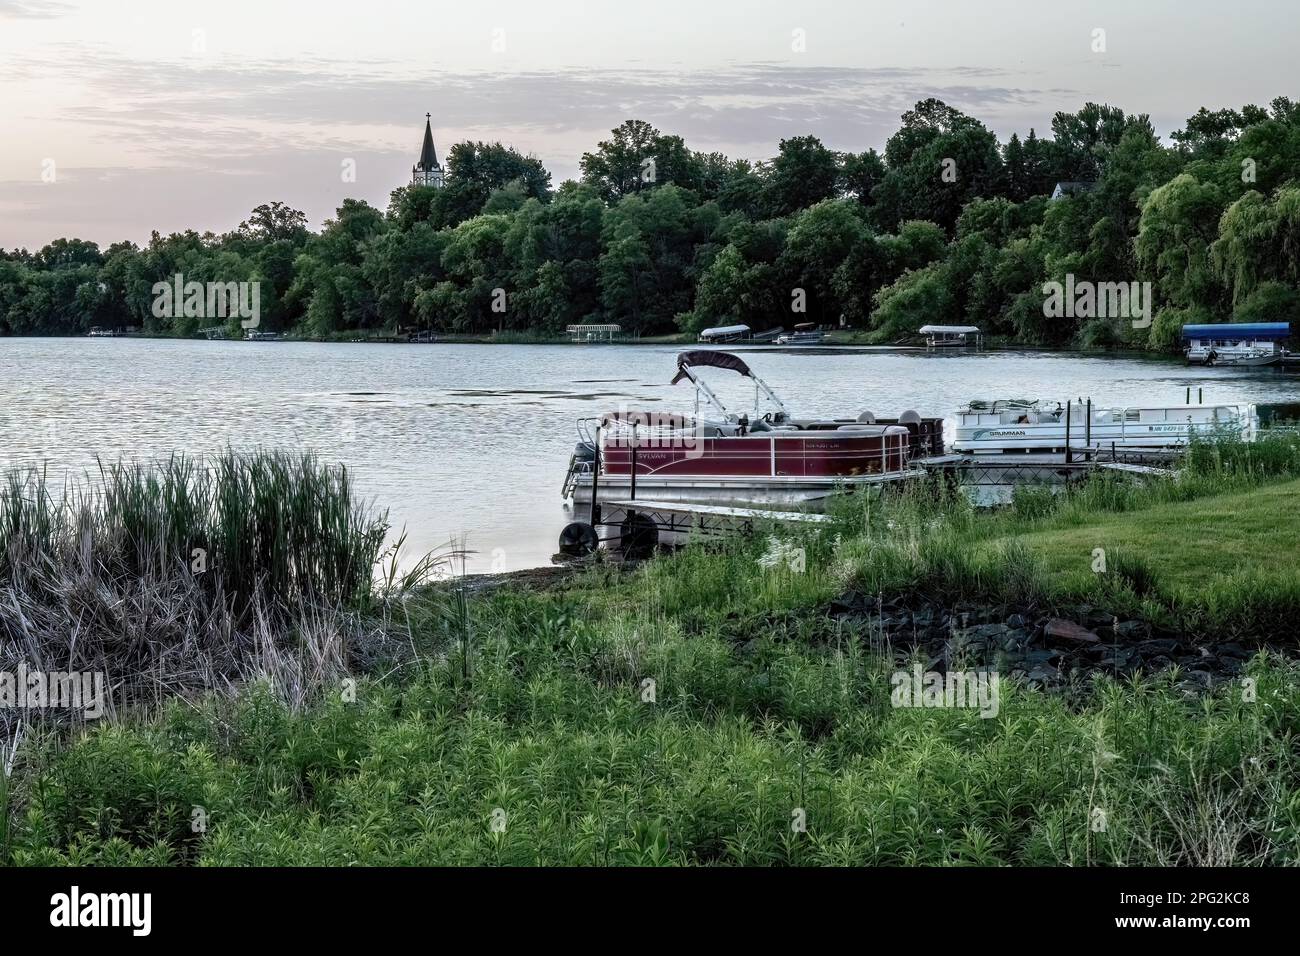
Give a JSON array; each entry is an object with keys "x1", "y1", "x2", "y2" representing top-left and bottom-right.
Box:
[
  {"x1": 1043, "y1": 274, "x2": 1152, "y2": 329},
  {"x1": 891, "y1": 665, "x2": 1000, "y2": 718},
  {"x1": 152, "y1": 273, "x2": 260, "y2": 328},
  {"x1": 50, "y1": 886, "x2": 151, "y2": 936},
  {"x1": 1, "y1": 664, "x2": 107, "y2": 719}
]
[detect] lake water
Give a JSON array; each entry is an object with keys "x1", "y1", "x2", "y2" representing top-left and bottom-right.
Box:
[{"x1": 3, "y1": 338, "x2": 1299, "y2": 573}]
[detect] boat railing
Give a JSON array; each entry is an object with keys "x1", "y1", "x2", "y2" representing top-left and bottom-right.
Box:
[
  {"x1": 576, "y1": 416, "x2": 599, "y2": 447},
  {"x1": 561, "y1": 457, "x2": 593, "y2": 499}
]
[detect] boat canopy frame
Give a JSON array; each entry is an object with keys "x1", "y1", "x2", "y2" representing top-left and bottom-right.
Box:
[{"x1": 671, "y1": 350, "x2": 791, "y2": 421}]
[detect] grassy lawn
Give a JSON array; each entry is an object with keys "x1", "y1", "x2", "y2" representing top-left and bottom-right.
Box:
[{"x1": 1001, "y1": 478, "x2": 1300, "y2": 594}]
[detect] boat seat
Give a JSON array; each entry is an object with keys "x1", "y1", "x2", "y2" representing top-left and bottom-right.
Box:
[
  {"x1": 898, "y1": 410, "x2": 921, "y2": 425},
  {"x1": 856, "y1": 410, "x2": 876, "y2": 423}
]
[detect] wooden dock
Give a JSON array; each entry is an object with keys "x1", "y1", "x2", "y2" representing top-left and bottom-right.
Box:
[
  {"x1": 598, "y1": 498, "x2": 833, "y2": 546},
  {"x1": 605, "y1": 498, "x2": 832, "y2": 525},
  {"x1": 909, "y1": 448, "x2": 1180, "y2": 504},
  {"x1": 1095, "y1": 461, "x2": 1178, "y2": 478}
]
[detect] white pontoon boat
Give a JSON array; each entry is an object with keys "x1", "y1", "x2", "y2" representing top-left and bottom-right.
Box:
[{"x1": 952, "y1": 399, "x2": 1258, "y2": 454}]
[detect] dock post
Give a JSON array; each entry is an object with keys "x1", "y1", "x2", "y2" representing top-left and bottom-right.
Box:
[
  {"x1": 1085, "y1": 399, "x2": 1091, "y2": 461},
  {"x1": 1064, "y1": 401, "x2": 1072, "y2": 464},
  {"x1": 590, "y1": 424, "x2": 602, "y2": 526},
  {"x1": 630, "y1": 422, "x2": 638, "y2": 501}
]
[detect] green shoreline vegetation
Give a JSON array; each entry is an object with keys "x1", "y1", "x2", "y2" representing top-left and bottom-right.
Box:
[
  {"x1": 5, "y1": 99, "x2": 1300, "y2": 349},
  {"x1": 2, "y1": 436, "x2": 1299, "y2": 865}
]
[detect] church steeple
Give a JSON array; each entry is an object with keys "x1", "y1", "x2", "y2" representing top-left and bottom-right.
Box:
[{"x1": 412, "y1": 113, "x2": 444, "y2": 188}]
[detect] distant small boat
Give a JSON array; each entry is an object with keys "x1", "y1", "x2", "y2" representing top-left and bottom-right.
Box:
[
  {"x1": 698, "y1": 324, "x2": 751, "y2": 344},
  {"x1": 1205, "y1": 351, "x2": 1281, "y2": 367},
  {"x1": 1183, "y1": 322, "x2": 1288, "y2": 366},
  {"x1": 244, "y1": 330, "x2": 284, "y2": 342},
  {"x1": 87, "y1": 327, "x2": 126, "y2": 337},
  {"x1": 920, "y1": 325, "x2": 982, "y2": 349},
  {"x1": 698, "y1": 325, "x2": 785, "y2": 344},
  {"x1": 408, "y1": 329, "x2": 438, "y2": 344},
  {"x1": 774, "y1": 323, "x2": 826, "y2": 345}
]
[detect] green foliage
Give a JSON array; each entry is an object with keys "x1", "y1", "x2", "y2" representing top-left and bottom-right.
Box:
[
  {"x1": 8, "y1": 510, "x2": 1300, "y2": 863},
  {"x1": 4, "y1": 98, "x2": 1300, "y2": 345}
]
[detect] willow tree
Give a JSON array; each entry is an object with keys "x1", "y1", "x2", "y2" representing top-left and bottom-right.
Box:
[{"x1": 1135, "y1": 174, "x2": 1228, "y2": 312}]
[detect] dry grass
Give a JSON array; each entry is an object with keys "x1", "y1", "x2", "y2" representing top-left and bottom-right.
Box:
[{"x1": 0, "y1": 452, "x2": 440, "y2": 733}]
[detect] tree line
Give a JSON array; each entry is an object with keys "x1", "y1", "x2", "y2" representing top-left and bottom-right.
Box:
[{"x1": 4, "y1": 97, "x2": 1300, "y2": 348}]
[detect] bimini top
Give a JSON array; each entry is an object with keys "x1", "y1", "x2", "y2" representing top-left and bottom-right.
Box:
[
  {"x1": 1182, "y1": 322, "x2": 1290, "y2": 340},
  {"x1": 919, "y1": 325, "x2": 981, "y2": 334},
  {"x1": 698, "y1": 324, "x2": 750, "y2": 338},
  {"x1": 672, "y1": 350, "x2": 752, "y2": 384}
]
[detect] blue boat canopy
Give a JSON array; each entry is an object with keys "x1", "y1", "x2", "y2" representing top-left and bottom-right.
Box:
[{"x1": 1181, "y1": 322, "x2": 1290, "y2": 340}]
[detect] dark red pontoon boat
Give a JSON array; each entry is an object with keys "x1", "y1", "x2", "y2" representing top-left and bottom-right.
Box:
[{"x1": 562, "y1": 351, "x2": 943, "y2": 508}]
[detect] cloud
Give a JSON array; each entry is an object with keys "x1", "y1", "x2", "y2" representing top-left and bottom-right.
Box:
[
  {"x1": 2, "y1": 46, "x2": 1078, "y2": 247},
  {"x1": 16, "y1": 47, "x2": 1071, "y2": 156}
]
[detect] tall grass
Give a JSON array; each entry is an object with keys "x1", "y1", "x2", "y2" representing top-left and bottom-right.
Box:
[
  {"x1": 1186, "y1": 429, "x2": 1300, "y2": 479},
  {"x1": 0, "y1": 451, "x2": 405, "y2": 716},
  {"x1": 0, "y1": 723, "x2": 20, "y2": 865},
  {"x1": 0, "y1": 452, "x2": 384, "y2": 611}
]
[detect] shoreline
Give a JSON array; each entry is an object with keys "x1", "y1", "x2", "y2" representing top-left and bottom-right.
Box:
[{"x1": 6, "y1": 331, "x2": 1189, "y2": 357}]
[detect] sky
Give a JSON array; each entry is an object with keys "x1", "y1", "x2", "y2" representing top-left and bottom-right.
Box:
[{"x1": 1, "y1": 0, "x2": 1296, "y2": 249}]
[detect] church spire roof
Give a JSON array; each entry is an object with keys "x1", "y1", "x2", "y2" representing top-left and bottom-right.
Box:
[{"x1": 417, "y1": 113, "x2": 439, "y2": 171}]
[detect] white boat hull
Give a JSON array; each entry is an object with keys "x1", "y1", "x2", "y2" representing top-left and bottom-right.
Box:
[
  {"x1": 953, "y1": 404, "x2": 1257, "y2": 453},
  {"x1": 570, "y1": 472, "x2": 910, "y2": 509},
  {"x1": 1186, "y1": 347, "x2": 1281, "y2": 367},
  {"x1": 1214, "y1": 353, "x2": 1278, "y2": 367}
]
